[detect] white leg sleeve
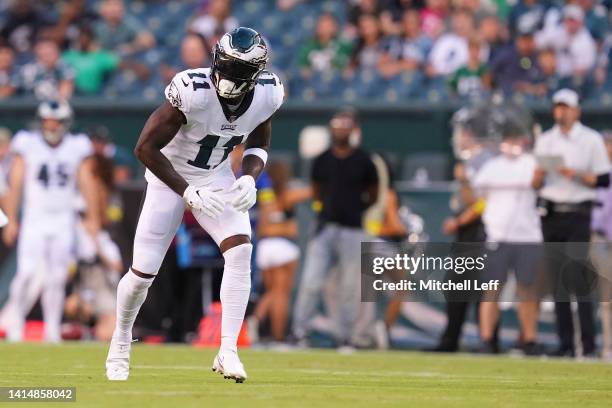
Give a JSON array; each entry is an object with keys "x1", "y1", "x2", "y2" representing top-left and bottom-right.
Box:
[
  {"x1": 220, "y1": 243, "x2": 252, "y2": 353},
  {"x1": 113, "y1": 270, "x2": 154, "y2": 343},
  {"x1": 6, "y1": 227, "x2": 44, "y2": 341},
  {"x1": 42, "y1": 233, "x2": 73, "y2": 343}
]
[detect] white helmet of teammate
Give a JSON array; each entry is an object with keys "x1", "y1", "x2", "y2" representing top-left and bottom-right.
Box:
[
  {"x1": 37, "y1": 100, "x2": 73, "y2": 144},
  {"x1": 211, "y1": 27, "x2": 268, "y2": 99}
]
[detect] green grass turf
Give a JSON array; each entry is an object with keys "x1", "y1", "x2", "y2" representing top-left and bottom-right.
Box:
[{"x1": 1, "y1": 343, "x2": 612, "y2": 407}]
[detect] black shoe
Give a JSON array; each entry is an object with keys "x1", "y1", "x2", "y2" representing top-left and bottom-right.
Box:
[
  {"x1": 522, "y1": 342, "x2": 543, "y2": 356},
  {"x1": 548, "y1": 348, "x2": 575, "y2": 358},
  {"x1": 582, "y1": 349, "x2": 598, "y2": 359},
  {"x1": 477, "y1": 340, "x2": 499, "y2": 354},
  {"x1": 422, "y1": 342, "x2": 458, "y2": 353}
]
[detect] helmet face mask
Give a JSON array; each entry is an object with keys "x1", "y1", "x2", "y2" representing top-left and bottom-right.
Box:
[{"x1": 211, "y1": 27, "x2": 268, "y2": 99}]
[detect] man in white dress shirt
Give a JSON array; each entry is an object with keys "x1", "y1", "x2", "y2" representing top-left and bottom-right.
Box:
[{"x1": 533, "y1": 88, "x2": 611, "y2": 357}]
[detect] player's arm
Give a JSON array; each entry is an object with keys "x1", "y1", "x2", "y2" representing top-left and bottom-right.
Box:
[
  {"x1": 134, "y1": 101, "x2": 188, "y2": 196},
  {"x1": 2, "y1": 155, "x2": 24, "y2": 246},
  {"x1": 229, "y1": 117, "x2": 273, "y2": 212},
  {"x1": 135, "y1": 101, "x2": 224, "y2": 218},
  {"x1": 242, "y1": 117, "x2": 272, "y2": 181},
  {"x1": 78, "y1": 157, "x2": 101, "y2": 237}
]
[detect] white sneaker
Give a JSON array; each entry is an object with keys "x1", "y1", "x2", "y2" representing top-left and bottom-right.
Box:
[
  {"x1": 106, "y1": 338, "x2": 131, "y2": 381},
  {"x1": 212, "y1": 350, "x2": 247, "y2": 383}
]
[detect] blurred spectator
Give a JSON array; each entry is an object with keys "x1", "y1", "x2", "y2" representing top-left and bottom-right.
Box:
[
  {"x1": 66, "y1": 152, "x2": 122, "y2": 341},
  {"x1": 47, "y1": 0, "x2": 93, "y2": 49},
  {"x1": 277, "y1": 0, "x2": 303, "y2": 11},
  {"x1": 378, "y1": 9, "x2": 433, "y2": 78},
  {"x1": 190, "y1": 0, "x2": 239, "y2": 49},
  {"x1": 448, "y1": 36, "x2": 491, "y2": 97},
  {"x1": 0, "y1": 0, "x2": 50, "y2": 54},
  {"x1": 434, "y1": 161, "x2": 487, "y2": 352},
  {"x1": 89, "y1": 126, "x2": 135, "y2": 184},
  {"x1": 577, "y1": 0, "x2": 609, "y2": 43},
  {"x1": 528, "y1": 48, "x2": 561, "y2": 97},
  {"x1": 591, "y1": 132, "x2": 612, "y2": 360},
  {"x1": 456, "y1": 0, "x2": 499, "y2": 24},
  {"x1": 347, "y1": 14, "x2": 385, "y2": 75},
  {"x1": 491, "y1": 29, "x2": 539, "y2": 96},
  {"x1": 473, "y1": 132, "x2": 543, "y2": 355},
  {"x1": 420, "y1": 0, "x2": 450, "y2": 39},
  {"x1": 533, "y1": 89, "x2": 611, "y2": 357},
  {"x1": 292, "y1": 109, "x2": 378, "y2": 347},
  {"x1": 0, "y1": 39, "x2": 17, "y2": 99},
  {"x1": 0, "y1": 127, "x2": 12, "y2": 177},
  {"x1": 386, "y1": 0, "x2": 425, "y2": 14},
  {"x1": 19, "y1": 37, "x2": 74, "y2": 100},
  {"x1": 427, "y1": 10, "x2": 475, "y2": 77},
  {"x1": 595, "y1": 34, "x2": 612, "y2": 86},
  {"x1": 298, "y1": 13, "x2": 352, "y2": 79},
  {"x1": 160, "y1": 33, "x2": 210, "y2": 85},
  {"x1": 63, "y1": 26, "x2": 148, "y2": 95},
  {"x1": 249, "y1": 161, "x2": 310, "y2": 343},
  {"x1": 346, "y1": 0, "x2": 384, "y2": 38},
  {"x1": 508, "y1": 0, "x2": 555, "y2": 37},
  {"x1": 479, "y1": 14, "x2": 507, "y2": 63},
  {"x1": 535, "y1": 5, "x2": 596, "y2": 79},
  {"x1": 94, "y1": 0, "x2": 155, "y2": 56}
]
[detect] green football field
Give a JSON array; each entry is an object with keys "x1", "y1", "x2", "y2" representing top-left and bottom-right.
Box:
[{"x1": 1, "y1": 343, "x2": 612, "y2": 407}]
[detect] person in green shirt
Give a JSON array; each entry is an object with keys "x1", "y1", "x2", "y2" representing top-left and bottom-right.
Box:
[
  {"x1": 449, "y1": 36, "x2": 491, "y2": 97},
  {"x1": 63, "y1": 25, "x2": 148, "y2": 95},
  {"x1": 298, "y1": 12, "x2": 352, "y2": 79}
]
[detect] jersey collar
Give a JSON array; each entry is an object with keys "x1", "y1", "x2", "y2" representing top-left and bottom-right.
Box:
[{"x1": 216, "y1": 88, "x2": 255, "y2": 123}]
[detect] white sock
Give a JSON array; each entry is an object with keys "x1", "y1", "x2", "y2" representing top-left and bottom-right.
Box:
[
  {"x1": 41, "y1": 279, "x2": 66, "y2": 343},
  {"x1": 113, "y1": 270, "x2": 154, "y2": 343},
  {"x1": 220, "y1": 243, "x2": 252, "y2": 354}
]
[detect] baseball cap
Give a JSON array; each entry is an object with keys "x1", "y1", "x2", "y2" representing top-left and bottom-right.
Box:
[
  {"x1": 552, "y1": 88, "x2": 579, "y2": 108},
  {"x1": 563, "y1": 4, "x2": 584, "y2": 21}
]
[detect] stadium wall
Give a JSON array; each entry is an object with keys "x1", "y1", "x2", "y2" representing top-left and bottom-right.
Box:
[{"x1": 5, "y1": 100, "x2": 612, "y2": 156}]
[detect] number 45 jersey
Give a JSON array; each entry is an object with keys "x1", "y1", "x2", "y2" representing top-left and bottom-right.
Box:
[
  {"x1": 145, "y1": 68, "x2": 285, "y2": 188},
  {"x1": 11, "y1": 130, "x2": 93, "y2": 224}
]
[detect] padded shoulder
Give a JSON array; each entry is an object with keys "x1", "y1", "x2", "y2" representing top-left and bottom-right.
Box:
[
  {"x1": 165, "y1": 68, "x2": 213, "y2": 114},
  {"x1": 258, "y1": 71, "x2": 285, "y2": 114}
]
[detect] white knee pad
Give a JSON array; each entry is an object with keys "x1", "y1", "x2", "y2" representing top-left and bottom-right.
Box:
[
  {"x1": 222, "y1": 243, "x2": 253, "y2": 290},
  {"x1": 132, "y1": 242, "x2": 166, "y2": 276}
]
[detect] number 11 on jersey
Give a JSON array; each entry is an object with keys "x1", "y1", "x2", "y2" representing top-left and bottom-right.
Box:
[{"x1": 187, "y1": 135, "x2": 243, "y2": 170}]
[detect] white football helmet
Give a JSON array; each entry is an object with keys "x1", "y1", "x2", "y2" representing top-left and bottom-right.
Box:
[
  {"x1": 211, "y1": 27, "x2": 268, "y2": 99},
  {"x1": 37, "y1": 100, "x2": 73, "y2": 144}
]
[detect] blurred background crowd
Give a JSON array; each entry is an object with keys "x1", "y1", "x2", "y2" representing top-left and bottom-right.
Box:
[{"x1": 4, "y1": 0, "x2": 612, "y2": 103}]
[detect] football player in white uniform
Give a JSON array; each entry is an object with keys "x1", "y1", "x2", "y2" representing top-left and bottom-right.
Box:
[
  {"x1": 2, "y1": 100, "x2": 100, "y2": 343},
  {"x1": 105, "y1": 27, "x2": 284, "y2": 383}
]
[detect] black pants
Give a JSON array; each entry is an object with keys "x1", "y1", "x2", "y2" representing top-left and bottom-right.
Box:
[
  {"x1": 541, "y1": 211, "x2": 595, "y2": 354},
  {"x1": 438, "y1": 221, "x2": 487, "y2": 349}
]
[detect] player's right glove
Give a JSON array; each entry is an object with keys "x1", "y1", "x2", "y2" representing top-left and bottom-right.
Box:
[{"x1": 183, "y1": 185, "x2": 225, "y2": 218}]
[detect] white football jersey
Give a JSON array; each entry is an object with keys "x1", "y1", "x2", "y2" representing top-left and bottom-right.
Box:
[
  {"x1": 11, "y1": 130, "x2": 93, "y2": 222},
  {"x1": 145, "y1": 67, "x2": 284, "y2": 187}
]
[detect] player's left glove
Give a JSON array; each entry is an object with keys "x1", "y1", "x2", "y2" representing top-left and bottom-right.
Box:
[{"x1": 229, "y1": 175, "x2": 257, "y2": 212}]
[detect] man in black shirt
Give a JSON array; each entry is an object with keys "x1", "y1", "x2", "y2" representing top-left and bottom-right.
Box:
[{"x1": 292, "y1": 109, "x2": 378, "y2": 346}]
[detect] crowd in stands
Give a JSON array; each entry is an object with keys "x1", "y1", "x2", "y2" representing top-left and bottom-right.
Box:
[{"x1": 2, "y1": 0, "x2": 612, "y2": 103}]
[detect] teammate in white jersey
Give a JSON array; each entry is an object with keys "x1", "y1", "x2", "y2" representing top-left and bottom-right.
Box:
[
  {"x1": 2, "y1": 100, "x2": 99, "y2": 343},
  {"x1": 106, "y1": 27, "x2": 284, "y2": 382}
]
